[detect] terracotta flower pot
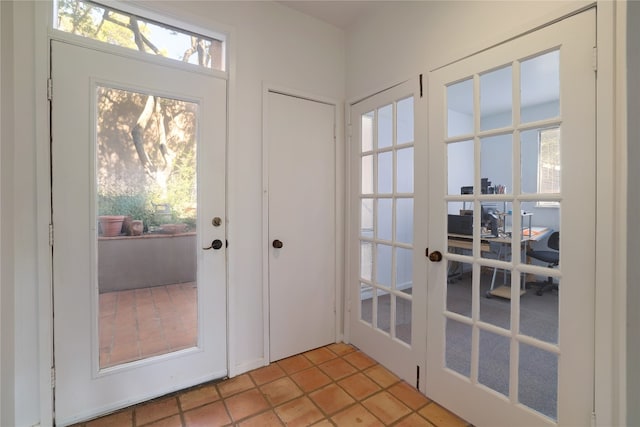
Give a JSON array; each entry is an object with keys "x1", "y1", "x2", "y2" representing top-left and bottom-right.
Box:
[
  {"x1": 131, "y1": 220, "x2": 143, "y2": 236},
  {"x1": 99, "y1": 215, "x2": 125, "y2": 237}
]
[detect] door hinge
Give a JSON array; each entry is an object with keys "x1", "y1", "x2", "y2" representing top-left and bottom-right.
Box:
[
  {"x1": 49, "y1": 223, "x2": 54, "y2": 247},
  {"x1": 592, "y1": 46, "x2": 598, "y2": 72},
  {"x1": 51, "y1": 367, "x2": 56, "y2": 388},
  {"x1": 416, "y1": 365, "x2": 420, "y2": 388},
  {"x1": 419, "y1": 74, "x2": 423, "y2": 98},
  {"x1": 590, "y1": 411, "x2": 596, "y2": 427},
  {"x1": 47, "y1": 78, "x2": 53, "y2": 101}
]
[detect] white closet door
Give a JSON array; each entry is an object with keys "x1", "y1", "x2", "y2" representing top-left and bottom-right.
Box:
[{"x1": 267, "y1": 91, "x2": 336, "y2": 361}]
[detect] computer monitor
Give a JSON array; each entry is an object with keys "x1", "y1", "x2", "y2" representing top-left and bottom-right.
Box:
[
  {"x1": 448, "y1": 214, "x2": 473, "y2": 235},
  {"x1": 481, "y1": 204, "x2": 499, "y2": 237}
]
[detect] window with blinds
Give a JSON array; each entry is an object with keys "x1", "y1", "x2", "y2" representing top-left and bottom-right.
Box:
[{"x1": 537, "y1": 127, "x2": 560, "y2": 204}]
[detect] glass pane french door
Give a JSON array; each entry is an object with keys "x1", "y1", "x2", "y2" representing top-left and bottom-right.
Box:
[
  {"x1": 52, "y1": 40, "x2": 227, "y2": 425},
  {"x1": 349, "y1": 80, "x2": 427, "y2": 388},
  {"x1": 427, "y1": 9, "x2": 595, "y2": 426}
]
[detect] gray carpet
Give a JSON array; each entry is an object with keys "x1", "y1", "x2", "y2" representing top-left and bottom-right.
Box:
[
  {"x1": 446, "y1": 269, "x2": 558, "y2": 420},
  {"x1": 360, "y1": 269, "x2": 558, "y2": 420}
]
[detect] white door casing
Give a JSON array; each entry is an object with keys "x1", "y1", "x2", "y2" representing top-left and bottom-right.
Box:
[
  {"x1": 266, "y1": 91, "x2": 336, "y2": 362},
  {"x1": 52, "y1": 40, "x2": 227, "y2": 425},
  {"x1": 427, "y1": 9, "x2": 596, "y2": 426}
]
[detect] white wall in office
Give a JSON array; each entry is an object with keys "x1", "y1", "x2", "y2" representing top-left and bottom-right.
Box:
[
  {"x1": 447, "y1": 140, "x2": 474, "y2": 206},
  {"x1": 448, "y1": 109, "x2": 473, "y2": 137}
]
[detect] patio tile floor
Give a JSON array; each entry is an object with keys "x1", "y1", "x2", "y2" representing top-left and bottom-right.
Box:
[{"x1": 99, "y1": 282, "x2": 197, "y2": 368}]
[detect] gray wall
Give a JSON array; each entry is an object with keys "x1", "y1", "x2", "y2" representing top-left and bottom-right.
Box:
[
  {"x1": 98, "y1": 234, "x2": 196, "y2": 293},
  {"x1": 0, "y1": 1, "x2": 16, "y2": 425},
  {"x1": 628, "y1": 1, "x2": 640, "y2": 424}
]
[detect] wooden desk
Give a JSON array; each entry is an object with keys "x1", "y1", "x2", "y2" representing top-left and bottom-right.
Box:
[
  {"x1": 448, "y1": 234, "x2": 491, "y2": 252},
  {"x1": 447, "y1": 227, "x2": 551, "y2": 298}
]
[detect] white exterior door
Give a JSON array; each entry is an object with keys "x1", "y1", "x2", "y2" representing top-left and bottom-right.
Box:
[
  {"x1": 348, "y1": 80, "x2": 427, "y2": 388},
  {"x1": 427, "y1": 9, "x2": 596, "y2": 426},
  {"x1": 267, "y1": 91, "x2": 336, "y2": 362},
  {"x1": 51, "y1": 40, "x2": 227, "y2": 425}
]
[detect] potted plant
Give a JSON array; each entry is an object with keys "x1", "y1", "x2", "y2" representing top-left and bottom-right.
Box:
[
  {"x1": 98, "y1": 215, "x2": 125, "y2": 237},
  {"x1": 98, "y1": 191, "x2": 152, "y2": 237}
]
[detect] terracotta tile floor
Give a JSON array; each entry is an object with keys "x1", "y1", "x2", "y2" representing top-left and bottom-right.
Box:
[
  {"x1": 99, "y1": 283, "x2": 198, "y2": 368},
  {"x1": 74, "y1": 343, "x2": 471, "y2": 427}
]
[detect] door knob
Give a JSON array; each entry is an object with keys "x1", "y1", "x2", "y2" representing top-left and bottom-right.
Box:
[
  {"x1": 272, "y1": 239, "x2": 283, "y2": 249},
  {"x1": 428, "y1": 250, "x2": 443, "y2": 262},
  {"x1": 203, "y1": 239, "x2": 224, "y2": 250}
]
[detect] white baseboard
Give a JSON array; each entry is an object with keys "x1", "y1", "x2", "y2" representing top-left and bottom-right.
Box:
[{"x1": 229, "y1": 358, "x2": 267, "y2": 377}]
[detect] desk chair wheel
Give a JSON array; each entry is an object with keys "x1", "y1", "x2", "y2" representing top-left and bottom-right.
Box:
[{"x1": 532, "y1": 276, "x2": 557, "y2": 296}]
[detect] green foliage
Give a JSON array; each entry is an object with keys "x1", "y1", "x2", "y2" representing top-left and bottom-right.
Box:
[
  {"x1": 56, "y1": 0, "x2": 149, "y2": 51},
  {"x1": 166, "y1": 136, "x2": 197, "y2": 224},
  {"x1": 98, "y1": 190, "x2": 157, "y2": 229}
]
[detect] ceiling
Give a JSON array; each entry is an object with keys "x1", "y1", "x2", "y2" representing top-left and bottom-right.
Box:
[{"x1": 278, "y1": 1, "x2": 376, "y2": 29}]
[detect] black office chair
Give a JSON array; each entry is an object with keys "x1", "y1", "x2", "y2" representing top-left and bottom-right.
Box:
[{"x1": 526, "y1": 231, "x2": 559, "y2": 296}]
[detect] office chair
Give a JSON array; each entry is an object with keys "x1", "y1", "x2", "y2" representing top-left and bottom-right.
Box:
[{"x1": 526, "y1": 231, "x2": 559, "y2": 296}]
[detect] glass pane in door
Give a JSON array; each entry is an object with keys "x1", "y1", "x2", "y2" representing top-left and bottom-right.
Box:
[
  {"x1": 358, "y1": 96, "x2": 415, "y2": 346},
  {"x1": 518, "y1": 343, "x2": 558, "y2": 419},
  {"x1": 520, "y1": 51, "x2": 560, "y2": 123},
  {"x1": 97, "y1": 86, "x2": 198, "y2": 368},
  {"x1": 480, "y1": 66, "x2": 512, "y2": 131},
  {"x1": 448, "y1": 140, "x2": 474, "y2": 196},
  {"x1": 447, "y1": 79, "x2": 473, "y2": 137},
  {"x1": 446, "y1": 319, "x2": 472, "y2": 377}
]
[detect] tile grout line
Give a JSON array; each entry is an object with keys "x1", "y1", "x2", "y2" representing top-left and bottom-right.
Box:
[
  {"x1": 270, "y1": 345, "x2": 409, "y2": 426},
  {"x1": 80, "y1": 343, "x2": 469, "y2": 427}
]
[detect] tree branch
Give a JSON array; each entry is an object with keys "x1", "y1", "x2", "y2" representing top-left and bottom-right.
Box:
[
  {"x1": 131, "y1": 96, "x2": 156, "y2": 178},
  {"x1": 183, "y1": 36, "x2": 198, "y2": 62}
]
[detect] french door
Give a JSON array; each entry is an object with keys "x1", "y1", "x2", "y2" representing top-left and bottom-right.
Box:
[
  {"x1": 51, "y1": 40, "x2": 227, "y2": 425},
  {"x1": 427, "y1": 9, "x2": 596, "y2": 426},
  {"x1": 348, "y1": 80, "x2": 427, "y2": 388}
]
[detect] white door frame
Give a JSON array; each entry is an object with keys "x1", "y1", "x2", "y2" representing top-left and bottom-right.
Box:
[{"x1": 261, "y1": 84, "x2": 345, "y2": 366}]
